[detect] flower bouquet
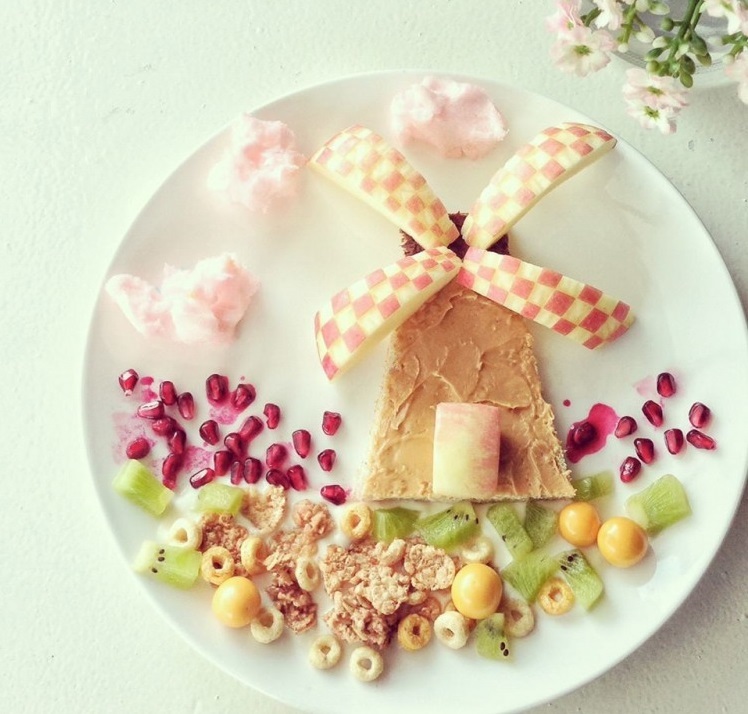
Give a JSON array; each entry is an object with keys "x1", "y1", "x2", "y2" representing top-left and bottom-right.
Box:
[{"x1": 546, "y1": 1, "x2": 748, "y2": 133}]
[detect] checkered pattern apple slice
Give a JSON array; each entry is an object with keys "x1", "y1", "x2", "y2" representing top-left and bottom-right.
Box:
[
  {"x1": 315, "y1": 247, "x2": 461, "y2": 380},
  {"x1": 309, "y1": 125, "x2": 460, "y2": 249},
  {"x1": 458, "y1": 247, "x2": 634, "y2": 349},
  {"x1": 463, "y1": 123, "x2": 617, "y2": 249}
]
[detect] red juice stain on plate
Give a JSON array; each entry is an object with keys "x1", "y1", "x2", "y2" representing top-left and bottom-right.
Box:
[
  {"x1": 563, "y1": 399, "x2": 571, "y2": 407},
  {"x1": 139, "y1": 376, "x2": 158, "y2": 401},
  {"x1": 565, "y1": 403, "x2": 619, "y2": 463}
]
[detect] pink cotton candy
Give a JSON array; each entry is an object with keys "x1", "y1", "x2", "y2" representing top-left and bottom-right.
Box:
[
  {"x1": 105, "y1": 253, "x2": 259, "y2": 345},
  {"x1": 208, "y1": 115, "x2": 307, "y2": 212},
  {"x1": 390, "y1": 77, "x2": 508, "y2": 159}
]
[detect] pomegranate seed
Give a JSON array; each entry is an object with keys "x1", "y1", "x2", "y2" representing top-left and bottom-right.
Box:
[
  {"x1": 266, "y1": 468, "x2": 291, "y2": 489},
  {"x1": 292, "y1": 429, "x2": 312, "y2": 458},
  {"x1": 199, "y1": 419, "x2": 220, "y2": 445},
  {"x1": 264, "y1": 403, "x2": 281, "y2": 429},
  {"x1": 239, "y1": 415, "x2": 264, "y2": 442},
  {"x1": 317, "y1": 449, "x2": 336, "y2": 472},
  {"x1": 656, "y1": 372, "x2": 677, "y2": 398},
  {"x1": 125, "y1": 437, "x2": 151, "y2": 460},
  {"x1": 162, "y1": 452, "x2": 184, "y2": 483},
  {"x1": 641, "y1": 400, "x2": 664, "y2": 427},
  {"x1": 665, "y1": 428, "x2": 685, "y2": 455},
  {"x1": 619, "y1": 456, "x2": 642, "y2": 483},
  {"x1": 569, "y1": 420, "x2": 597, "y2": 447},
  {"x1": 206, "y1": 373, "x2": 229, "y2": 404},
  {"x1": 243, "y1": 457, "x2": 263, "y2": 484},
  {"x1": 230, "y1": 383, "x2": 256, "y2": 411},
  {"x1": 266, "y1": 443, "x2": 288, "y2": 469},
  {"x1": 168, "y1": 428, "x2": 186, "y2": 455},
  {"x1": 614, "y1": 416, "x2": 637, "y2": 438},
  {"x1": 189, "y1": 467, "x2": 216, "y2": 489},
  {"x1": 159, "y1": 380, "x2": 177, "y2": 406},
  {"x1": 224, "y1": 432, "x2": 246, "y2": 459},
  {"x1": 151, "y1": 416, "x2": 177, "y2": 437},
  {"x1": 322, "y1": 411, "x2": 342, "y2": 436},
  {"x1": 287, "y1": 465, "x2": 308, "y2": 491},
  {"x1": 320, "y1": 484, "x2": 347, "y2": 505},
  {"x1": 137, "y1": 400, "x2": 164, "y2": 420},
  {"x1": 118, "y1": 369, "x2": 139, "y2": 396},
  {"x1": 213, "y1": 449, "x2": 234, "y2": 476},
  {"x1": 686, "y1": 429, "x2": 717, "y2": 450},
  {"x1": 688, "y1": 402, "x2": 712, "y2": 429},
  {"x1": 177, "y1": 392, "x2": 195, "y2": 420},
  {"x1": 634, "y1": 437, "x2": 656, "y2": 464}
]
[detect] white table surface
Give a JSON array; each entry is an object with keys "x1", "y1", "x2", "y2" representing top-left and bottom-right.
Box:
[{"x1": 3, "y1": 2, "x2": 747, "y2": 713}]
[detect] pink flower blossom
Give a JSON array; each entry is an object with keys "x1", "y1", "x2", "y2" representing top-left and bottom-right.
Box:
[
  {"x1": 625, "y1": 102, "x2": 680, "y2": 134},
  {"x1": 545, "y1": 0, "x2": 583, "y2": 33},
  {"x1": 725, "y1": 52, "x2": 748, "y2": 104},
  {"x1": 622, "y1": 68, "x2": 689, "y2": 110},
  {"x1": 703, "y1": 0, "x2": 747, "y2": 34},
  {"x1": 550, "y1": 25, "x2": 616, "y2": 76},
  {"x1": 593, "y1": 0, "x2": 625, "y2": 31}
]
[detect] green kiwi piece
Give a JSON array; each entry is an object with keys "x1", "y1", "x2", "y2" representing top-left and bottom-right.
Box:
[
  {"x1": 557, "y1": 549, "x2": 604, "y2": 610},
  {"x1": 416, "y1": 501, "x2": 480, "y2": 551},
  {"x1": 625, "y1": 474, "x2": 692, "y2": 535},
  {"x1": 371, "y1": 506, "x2": 420, "y2": 542},
  {"x1": 113, "y1": 459, "x2": 173, "y2": 516},
  {"x1": 486, "y1": 503, "x2": 534, "y2": 558},
  {"x1": 475, "y1": 613, "x2": 511, "y2": 661},
  {"x1": 195, "y1": 482, "x2": 244, "y2": 515},
  {"x1": 523, "y1": 501, "x2": 558, "y2": 550},
  {"x1": 133, "y1": 541, "x2": 202, "y2": 589},
  {"x1": 501, "y1": 551, "x2": 558, "y2": 602},
  {"x1": 572, "y1": 471, "x2": 615, "y2": 501}
]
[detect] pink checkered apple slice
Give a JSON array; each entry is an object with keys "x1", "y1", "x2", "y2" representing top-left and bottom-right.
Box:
[
  {"x1": 463, "y1": 123, "x2": 617, "y2": 249},
  {"x1": 315, "y1": 247, "x2": 461, "y2": 380},
  {"x1": 432, "y1": 403, "x2": 501, "y2": 501},
  {"x1": 458, "y1": 247, "x2": 634, "y2": 349},
  {"x1": 309, "y1": 124, "x2": 459, "y2": 249}
]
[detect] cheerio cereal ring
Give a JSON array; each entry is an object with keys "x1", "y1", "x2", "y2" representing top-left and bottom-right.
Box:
[
  {"x1": 459, "y1": 535, "x2": 494, "y2": 564},
  {"x1": 200, "y1": 546, "x2": 235, "y2": 586},
  {"x1": 240, "y1": 536, "x2": 267, "y2": 576},
  {"x1": 433, "y1": 610, "x2": 470, "y2": 650},
  {"x1": 349, "y1": 646, "x2": 384, "y2": 682},
  {"x1": 166, "y1": 517, "x2": 202, "y2": 550},
  {"x1": 250, "y1": 606, "x2": 285, "y2": 644},
  {"x1": 340, "y1": 503, "x2": 372, "y2": 541},
  {"x1": 500, "y1": 597, "x2": 535, "y2": 638},
  {"x1": 537, "y1": 577, "x2": 575, "y2": 616},
  {"x1": 309, "y1": 634, "x2": 342, "y2": 670},
  {"x1": 294, "y1": 556, "x2": 321, "y2": 591},
  {"x1": 444, "y1": 600, "x2": 476, "y2": 631},
  {"x1": 397, "y1": 613, "x2": 432, "y2": 651}
]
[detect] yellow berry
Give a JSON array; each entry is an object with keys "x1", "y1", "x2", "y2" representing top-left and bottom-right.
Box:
[
  {"x1": 558, "y1": 502, "x2": 602, "y2": 547},
  {"x1": 450, "y1": 563, "x2": 503, "y2": 620},
  {"x1": 211, "y1": 575, "x2": 261, "y2": 628},
  {"x1": 597, "y1": 516, "x2": 649, "y2": 568}
]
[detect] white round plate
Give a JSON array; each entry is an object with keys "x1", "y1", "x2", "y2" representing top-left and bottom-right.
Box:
[{"x1": 83, "y1": 71, "x2": 748, "y2": 714}]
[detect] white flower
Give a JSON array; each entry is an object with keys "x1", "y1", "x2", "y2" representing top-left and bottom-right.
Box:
[
  {"x1": 625, "y1": 102, "x2": 680, "y2": 134},
  {"x1": 703, "y1": 0, "x2": 747, "y2": 34},
  {"x1": 622, "y1": 68, "x2": 690, "y2": 110},
  {"x1": 550, "y1": 25, "x2": 617, "y2": 76},
  {"x1": 545, "y1": 0, "x2": 584, "y2": 32},
  {"x1": 593, "y1": 0, "x2": 624, "y2": 31},
  {"x1": 725, "y1": 52, "x2": 748, "y2": 104}
]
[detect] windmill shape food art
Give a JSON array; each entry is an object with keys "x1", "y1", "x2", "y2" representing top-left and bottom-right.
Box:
[{"x1": 310, "y1": 123, "x2": 630, "y2": 502}]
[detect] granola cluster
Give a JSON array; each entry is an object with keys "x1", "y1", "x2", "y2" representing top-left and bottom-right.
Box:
[
  {"x1": 198, "y1": 512, "x2": 249, "y2": 576},
  {"x1": 319, "y1": 538, "x2": 456, "y2": 650}
]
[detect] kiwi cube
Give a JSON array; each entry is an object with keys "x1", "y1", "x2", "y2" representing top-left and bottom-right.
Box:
[
  {"x1": 371, "y1": 507, "x2": 420, "y2": 543},
  {"x1": 557, "y1": 549, "x2": 604, "y2": 610},
  {"x1": 133, "y1": 541, "x2": 202, "y2": 589},
  {"x1": 416, "y1": 501, "x2": 480, "y2": 552},
  {"x1": 487, "y1": 503, "x2": 534, "y2": 558},
  {"x1": 195, "y1": 482, "x2": 244, "y2": 515},
  {"x1": 501, "y1": 551, "x2": 559, "y2": 602},
  {"x1": 523, "y1": 502, "x2": 558, "y2": 550},
  {"x1": 113, "y1": 459, "x2": 173, "y2": 516},
  {"x1": 475, "y1": 613, "x2": 511, "y2": 661},
  {"x1": 572, "y1": 471, "x2": 615, "y2": 501},
  {"x1": 625, "y1": 474, "x2": 691, "y2": 535}
]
